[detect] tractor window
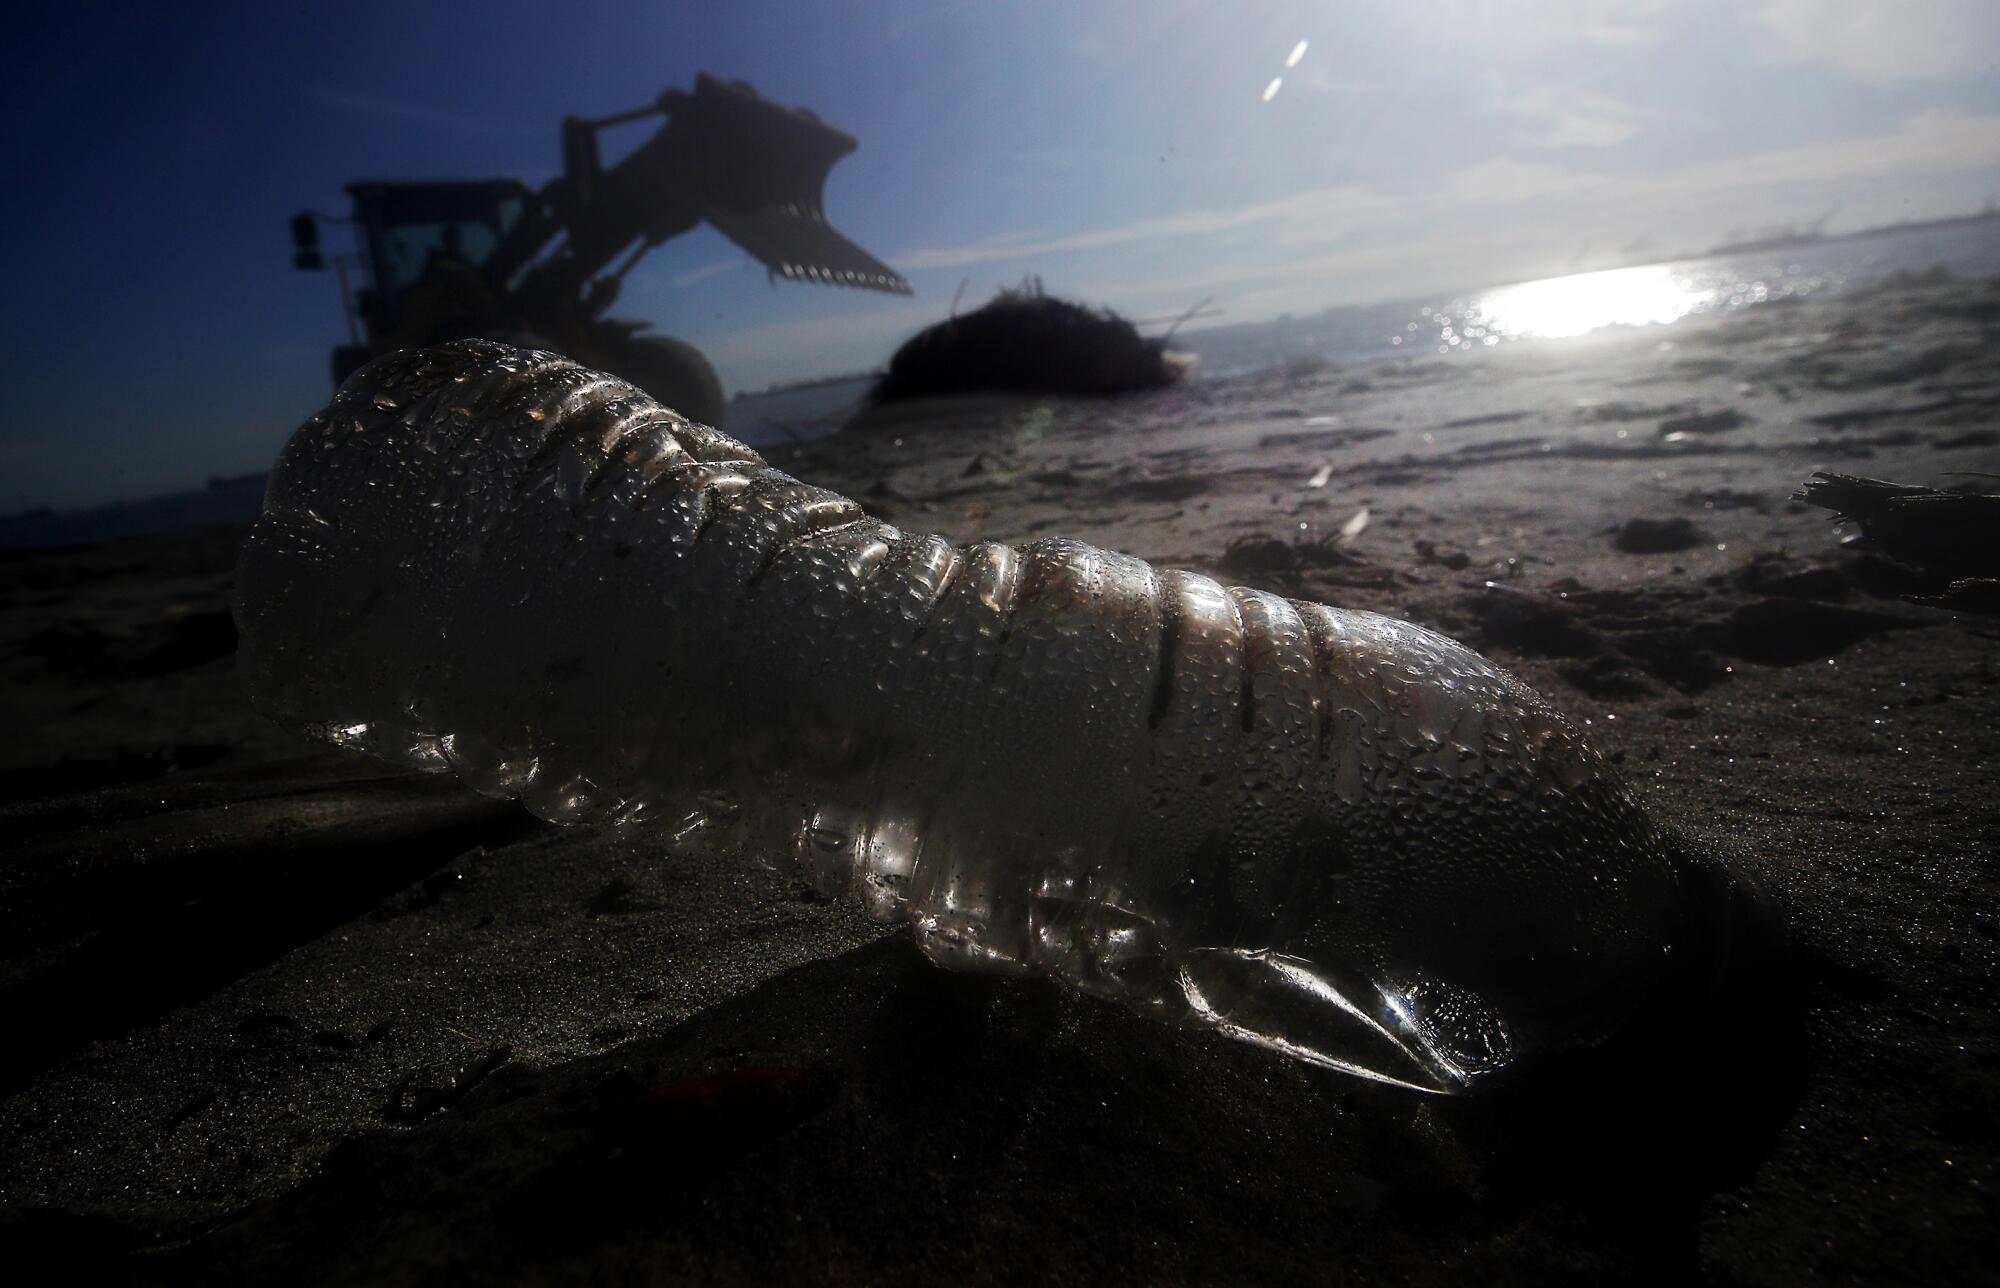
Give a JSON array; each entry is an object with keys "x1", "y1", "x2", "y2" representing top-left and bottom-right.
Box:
[{"x1": 374, "y1": 220, "x2": 505, "y2": 297}]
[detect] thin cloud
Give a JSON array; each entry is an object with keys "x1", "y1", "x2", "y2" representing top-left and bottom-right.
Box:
[
  {"x1": 1399, "y1": 0, "x2": 1675, "y2": 56},
  {"x1": 300, "y1": 87, "x2": 538, "y2": 137},
  {"x1": 1008, "y1": 109, "x2": 2000, "y2": 323},
  {"x1": 898, "y1": 185, "x2": 1400, "y2": 270},
  {"x1": 1494, "y1": 86, "x2": 1654, "y2": 150},
  {"x1": 1676, "y1": 108, "x2": 2000, "y2": 188},
  {"x1": 1751, "y1": 0, "x2": 1997, "y2": 82},
  {"x1": 906, "y1": 107, "x2": 2000, "y2": 284},
  {"x1": 673, "y1": 260, "x2": 745, "y2": 289},
  {"x1": 1296, "y1": 70, "x2": 1401, "y2": 98},
  {"x1": 1442, "y1": 158, "x2": 1594, "y2": 206}
]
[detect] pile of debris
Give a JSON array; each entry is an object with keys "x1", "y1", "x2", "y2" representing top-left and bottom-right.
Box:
[{"x1": 871, "y1": 277, "x2": 1186, "y2": 403}]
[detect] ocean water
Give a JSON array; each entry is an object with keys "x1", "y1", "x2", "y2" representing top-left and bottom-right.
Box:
[
  {"x1": 1181, "y1": 215, "x2": 2000, "y2": 378},
  {"x1": 5, "y1": 216, "x2": 1995, "y2": 553}
]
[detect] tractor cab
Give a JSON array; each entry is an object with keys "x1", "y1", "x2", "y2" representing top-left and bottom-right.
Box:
[
  {"x1": 292, "y1": 180, "x2": 539, "y2": 386},
  {"x1": 346, "y1": 181, "x2": 534, "y2": 343}
]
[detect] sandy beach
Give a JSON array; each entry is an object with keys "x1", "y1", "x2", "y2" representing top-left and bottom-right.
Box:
[{"x1": 3, "y1": 268, "x2": 1997, "y2": 1284}]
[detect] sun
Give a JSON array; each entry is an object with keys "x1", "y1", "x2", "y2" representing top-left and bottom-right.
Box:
[{"x1": 1474, "y1": 264, "x2": 1708, "y2": 339}]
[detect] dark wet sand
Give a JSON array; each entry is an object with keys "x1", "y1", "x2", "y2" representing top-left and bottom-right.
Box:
[{"x1": 2, "y1": 271, "x2": 1997, "y2": 1284}]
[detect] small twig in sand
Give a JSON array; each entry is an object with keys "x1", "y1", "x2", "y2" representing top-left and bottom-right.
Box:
[
  {"x1": 1161, "y1": 296, "x2": 1216, "y2": 345},
  {"x1": 761, "y1": 418, "x2": 812, "y2": 448}
]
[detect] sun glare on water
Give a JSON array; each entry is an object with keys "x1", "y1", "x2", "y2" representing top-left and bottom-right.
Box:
[{"x1": 1472, "y1": 265, "x2": 1708, "y2": 340}]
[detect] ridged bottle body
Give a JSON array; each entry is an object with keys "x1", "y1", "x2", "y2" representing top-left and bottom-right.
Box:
[{"x1": 237, "y1": 341, "x2": 1698, "y2": 1092}]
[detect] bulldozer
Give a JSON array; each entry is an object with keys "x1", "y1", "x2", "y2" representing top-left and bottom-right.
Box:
[{"x1": 290, "y1": 74, "x2": 911, "y2": 428}]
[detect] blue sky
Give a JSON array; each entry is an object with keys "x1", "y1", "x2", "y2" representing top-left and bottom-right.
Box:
[{"x1": 4, "y1": 0, "x2": 1997, "y2": 510}]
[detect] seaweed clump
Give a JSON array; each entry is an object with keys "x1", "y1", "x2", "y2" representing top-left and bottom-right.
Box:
[{"x1": 871, "y1": 278, "x2": 1185, "y2": 403}]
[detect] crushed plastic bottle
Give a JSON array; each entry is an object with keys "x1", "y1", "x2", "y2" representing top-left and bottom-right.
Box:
[{"x1": 236, "y1": 340, "x2": 1770, "y2": 1093}]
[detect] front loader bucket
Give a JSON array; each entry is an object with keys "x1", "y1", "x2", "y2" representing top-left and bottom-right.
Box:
[
  {"x1": 706, "y1": 204, "x2": 911, "y2": 294},
  {"x1": 658, "y1": 74, "x2": 912, "y2": 295}
]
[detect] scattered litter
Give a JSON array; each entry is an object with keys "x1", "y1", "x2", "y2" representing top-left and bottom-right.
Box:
[
  {"x1": 1612, "y1": 517, "x2": 1708, "y2": 554},
  {"x1": 1256, "y1": 426, "x2": 1394, "y2": 451},
  {"x1": 1797, "y1": 471, "x2": 2000, "y2": 579},
  {"x1": 1722, "y1": 598, "x2": 1923, "y2": 665},
  {"x1": 1413, "y1": 539, "x2": 1471, "y2": 570},
  {"x1": 1657, "y1": 409, "x2": 1746, "y2": 438}
]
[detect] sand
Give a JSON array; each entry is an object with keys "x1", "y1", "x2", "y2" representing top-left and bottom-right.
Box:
[{"x1": 2, "y1": 270, "x2": 1996, "y2": 1284}]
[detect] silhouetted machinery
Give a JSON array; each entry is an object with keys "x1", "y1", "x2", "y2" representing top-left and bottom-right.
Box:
[{"x1": 291, "y1": 74, "x2": 911, "y2": 427}]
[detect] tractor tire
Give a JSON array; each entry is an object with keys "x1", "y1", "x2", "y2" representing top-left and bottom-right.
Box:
[{"x1": 587, "y1": 333, "x2": 728, "y2": 430}]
